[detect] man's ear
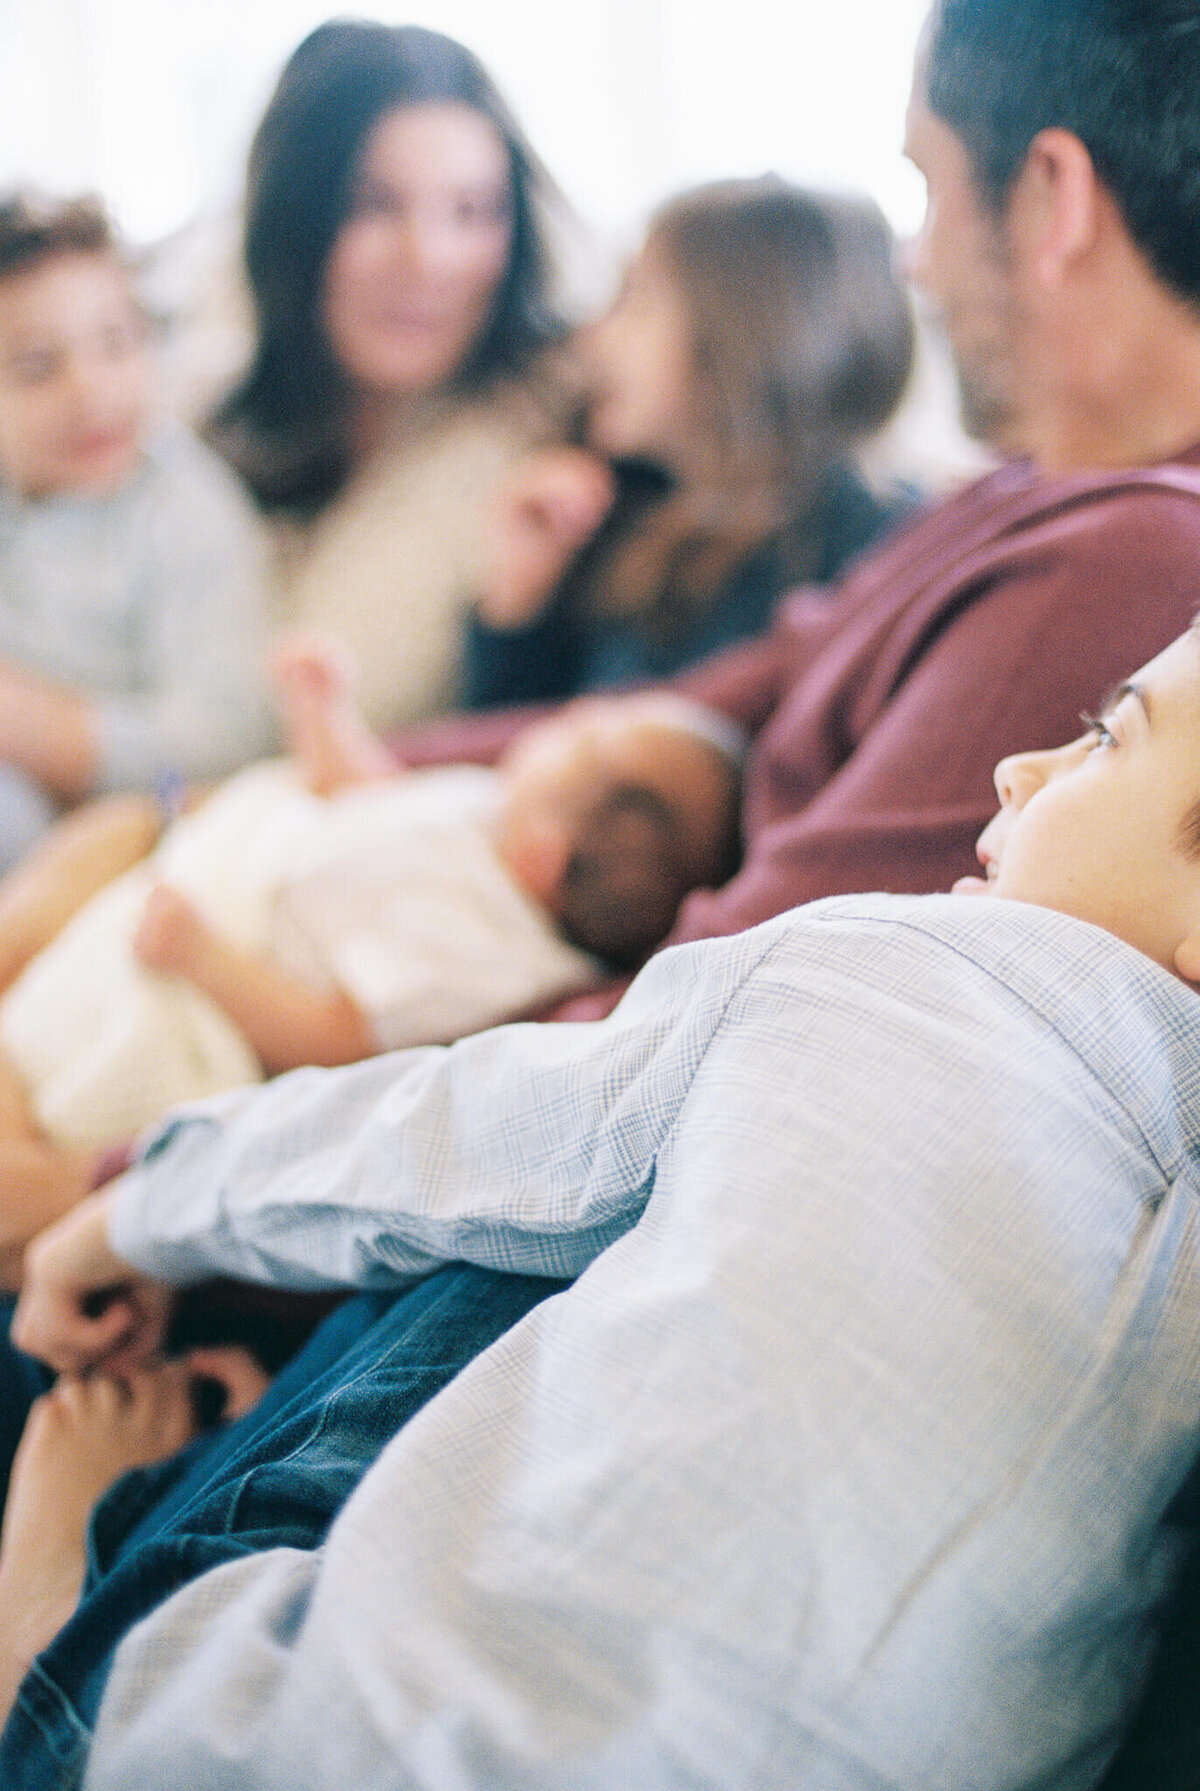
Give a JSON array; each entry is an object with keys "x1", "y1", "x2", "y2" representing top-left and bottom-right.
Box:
[
  {"x1": 1172, "y1": 929, "x2": 1200, "y2": 987},
  {"x1": 1009, "y1": 127, "x2": 1103, "y2": 288}
]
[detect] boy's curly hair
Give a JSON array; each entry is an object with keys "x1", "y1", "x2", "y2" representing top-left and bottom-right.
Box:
[{"x1": 0, "y1": 191, "x2": 118, "y2": 280}]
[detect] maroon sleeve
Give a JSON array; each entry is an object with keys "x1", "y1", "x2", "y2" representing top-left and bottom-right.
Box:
[
  {"x1": 668, "y1": 490, "x2": 1200, "y2": 945},
  {"x1": 671, "y1": 624, "x2": 799, "y2": 735},
  {"x1": 398, "y1": 482, "x2": 1200, "y2": 1023}
]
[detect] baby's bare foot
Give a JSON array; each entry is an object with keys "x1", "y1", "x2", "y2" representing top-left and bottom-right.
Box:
[{"x1": 272, "y1": 630, "x2": 356, "y2": 706}]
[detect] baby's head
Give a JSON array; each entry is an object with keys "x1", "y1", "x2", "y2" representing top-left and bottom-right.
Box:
[
  {"x1": 0, "y1": 192, "x2": 153, "y2": 500},
  {"x1": 497, "y1": 693, "x2": 743, "y2": 965},
  {"x1": 955, "y1": 621, "x2": 1200, "y2": 982}
]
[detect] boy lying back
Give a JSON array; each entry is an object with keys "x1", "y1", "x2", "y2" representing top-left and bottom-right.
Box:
[{"x1": 6, "y1": 624, "x2": 1200, "y2": 1790}]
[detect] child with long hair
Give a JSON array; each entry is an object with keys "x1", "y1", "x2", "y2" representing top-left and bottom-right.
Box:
[{"x1": 465, "y1": 176, "x2": 917, "y2": 704}]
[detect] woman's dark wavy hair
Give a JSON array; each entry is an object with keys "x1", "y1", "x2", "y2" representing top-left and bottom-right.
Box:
[
  {"x1": 207, "y1": 18, "x2": 566, "y2": 513},
  {"x1": 925, "y1": 0, "x2": 1200, "y2": 312}
]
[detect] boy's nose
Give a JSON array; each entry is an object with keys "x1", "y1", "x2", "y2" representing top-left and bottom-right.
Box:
[
  {"x1": 993, "y1": 749, "x2": 1051, "y2": 811},
  {"x1": 65, "y1": 354, "x2": 118, "y2": 414}
]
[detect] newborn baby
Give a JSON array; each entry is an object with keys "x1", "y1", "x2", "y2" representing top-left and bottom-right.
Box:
[{"x1": 0, "y1": 658, "x2": 742, "y2": 1168}]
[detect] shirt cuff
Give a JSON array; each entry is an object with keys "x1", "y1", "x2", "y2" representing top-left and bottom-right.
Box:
[{"x1": 106, "y1": 1110, "x2": 228, "y2": 1283}]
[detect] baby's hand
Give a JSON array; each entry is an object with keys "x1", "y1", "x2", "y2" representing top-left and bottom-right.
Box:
[
  {"x1": 133, "y1": 883, "x2": 210, "y2": 978},
  {"x1": 479, "y1": 446, "x2": 617, "y2": 628}
]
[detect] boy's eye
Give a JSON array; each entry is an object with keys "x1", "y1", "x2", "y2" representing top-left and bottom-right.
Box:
[
  {"x1": 6, "y1": 349, "x2": 58, "y2": 385},
  {"x1": 99, "y1": 323, "x2": 140, "y2": 358},
  {"x1": 1080, "y1": 710, "x2": 1117, "y2": 749}
]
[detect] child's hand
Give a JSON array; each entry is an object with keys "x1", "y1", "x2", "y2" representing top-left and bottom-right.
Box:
[
  {"x1": 5, "y1": 1364, "x2": 198, "y2": 1548},
  {"x1": 14, "y1": 1189, "x2": 175, "y2": 1379},
  {"x1": 133, "y1": 883, "x2": 210, "y2": 978},
  {"x1": 478, "y1": 446, "x2": 617, "y2": 628}
]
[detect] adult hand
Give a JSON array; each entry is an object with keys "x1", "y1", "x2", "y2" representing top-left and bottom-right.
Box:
[
  {"x1": 12, "y1": 1188, "x2": 174, "y2": 1376},
  {"x1": 478, "y1": 446, "x2": 617, "y2": 628}
]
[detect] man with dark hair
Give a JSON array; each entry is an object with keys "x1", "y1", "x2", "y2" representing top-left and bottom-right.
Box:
[
  {"x1": 1, "y1": 3, "x2": 1200, "y2": 1787},
  {"x1": 413, "y1": 0, "x2": 1200, "y2": 991},
  {"x1": 575, "y1": 0, "x2": 1200, "y2": 968},
  {"x1": 925, "y1": 0, "x2": 1200, "y2": 305}
]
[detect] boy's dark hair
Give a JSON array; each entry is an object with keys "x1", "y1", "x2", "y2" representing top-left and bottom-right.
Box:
[
  {"x1": 924, "y1": 0, "x2": 1200, "y2": 308},
  {"x1": 207, "y1": 19, "x2": 568, "y2": 515},
  {"x1": 0, "y1": 191, "x2": 118, "y2": 281}
]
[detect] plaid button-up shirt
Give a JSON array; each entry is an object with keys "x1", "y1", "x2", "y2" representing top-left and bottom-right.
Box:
[{"x1": 85, "y1": 895, "x2": 1200, "y2": 1789}]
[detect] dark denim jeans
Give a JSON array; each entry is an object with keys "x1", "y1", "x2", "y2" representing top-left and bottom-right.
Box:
[{"x1": 0, "y1": 1263, "x2": 565, "y2": 1790}]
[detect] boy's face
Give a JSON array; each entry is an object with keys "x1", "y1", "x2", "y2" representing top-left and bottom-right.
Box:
[
  {"x1": 0, "y1": 251, "x2": 153, "y2": 499},
  {"x1": 956, "y1": 629, "x2": 1200, "y2": 978},
  {"x1": 497, "y1": 697, "x2": 736, "y2": 962}
]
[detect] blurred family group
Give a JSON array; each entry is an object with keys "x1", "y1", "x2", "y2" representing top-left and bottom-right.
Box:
[{"x1": 0, "y1": 3, "x2": 1197, "y2": 1787}]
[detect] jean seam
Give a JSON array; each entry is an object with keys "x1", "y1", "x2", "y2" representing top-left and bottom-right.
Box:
[{"x1": 7, "y1": 1659, "x2": 92, "y2": 1781}]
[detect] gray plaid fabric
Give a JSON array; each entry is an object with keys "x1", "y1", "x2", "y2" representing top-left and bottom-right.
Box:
[{"x1": 89, "y1": 895, "x2": 1200, "y2": 1789}]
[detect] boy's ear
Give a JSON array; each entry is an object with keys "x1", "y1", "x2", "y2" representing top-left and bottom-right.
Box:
[{"x1": 1172, "y1": 930, "x2": 1200, "y2": 987}]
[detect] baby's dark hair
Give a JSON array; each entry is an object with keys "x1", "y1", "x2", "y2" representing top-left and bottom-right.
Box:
[
  {"x1": 555, "y1": 706, "x2": 745, "y2": 968},
  {"x1": 0, "y1": 191, "x2": 120, "y2": 282}
]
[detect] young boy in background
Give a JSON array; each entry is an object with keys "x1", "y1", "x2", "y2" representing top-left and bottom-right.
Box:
[{"x1": 0, "y1": 192, "x2": 270, "y2": 871}]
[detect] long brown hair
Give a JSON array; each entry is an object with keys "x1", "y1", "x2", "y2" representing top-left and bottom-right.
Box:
[
  {"x1": 594, "y1": 177, "x2": 914, "y2": 639},
  {"x1": 207, "y1": 20, "x2": 568, "y2": 515}
]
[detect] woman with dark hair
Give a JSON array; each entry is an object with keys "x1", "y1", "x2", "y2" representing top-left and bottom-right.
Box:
[
  {"x1": 206, "y1": 18, "x2": 577, "y2": 730},
  {"x1": 463, "y1": 178, "x2": 920, "y2": 705}
]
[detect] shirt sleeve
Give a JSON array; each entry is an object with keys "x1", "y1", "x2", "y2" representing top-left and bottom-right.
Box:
[
  {"x1": 108, "y1": 922, "x2": 776, "y2": 1291},
  {"x1": 92, "y1": 441, "x2": 275, "y2": 791}
]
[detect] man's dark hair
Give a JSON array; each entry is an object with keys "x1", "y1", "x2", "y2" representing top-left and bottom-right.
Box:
[{"x1": 924, "y1": 0, "x2": 1200, "y2": 306}]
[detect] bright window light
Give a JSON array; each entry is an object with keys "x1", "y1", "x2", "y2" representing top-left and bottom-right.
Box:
[{"x1": 0, "y1": 0, "x2": 931, "y2": 245}]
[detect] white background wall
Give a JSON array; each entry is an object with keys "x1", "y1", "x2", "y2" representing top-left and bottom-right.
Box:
[{"x1": 0, "y1": 0, "x2": 931, "y2": 247}]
